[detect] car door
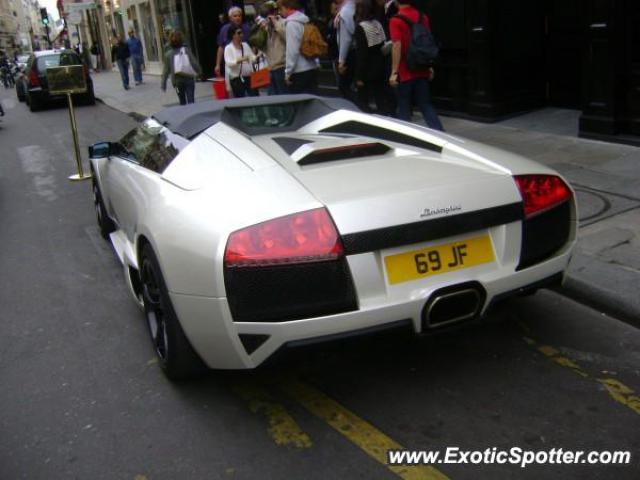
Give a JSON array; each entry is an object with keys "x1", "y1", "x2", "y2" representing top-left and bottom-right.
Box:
[{"x1": 103, "y1": 120, "x2": 183, "y2": 241}]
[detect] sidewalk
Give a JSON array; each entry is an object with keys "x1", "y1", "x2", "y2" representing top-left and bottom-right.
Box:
[
  {"x1": 91, "y1": 68, "x2": 214, "y2": 117},
  {"x1": 93, "y1": 69, "x2": 640, "y2": 326}
]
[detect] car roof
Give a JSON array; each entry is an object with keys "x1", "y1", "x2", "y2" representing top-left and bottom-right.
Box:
[
  {"x1": 152, "y1": 95, "x2": 359, "y2": 139},
  {"x1": 33, "y1": 49, "x2": 77, "y2": 57}
]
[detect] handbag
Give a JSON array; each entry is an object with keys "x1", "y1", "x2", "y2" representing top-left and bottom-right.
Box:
[
  {"x1": 174, "y1": 47, "x2": 196, "y2": 76},
  {"x1": 250, "y1": 57, "x2": 270, "y2": 90}
]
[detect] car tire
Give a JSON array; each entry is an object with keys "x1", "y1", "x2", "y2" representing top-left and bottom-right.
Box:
[
  {"x1": 140, "y1": 244, "x2": 207, "y2": 381},
  {"x1": 83, "y1": 85, "x2": 96, "y2": 105},
  {"x1": 93, "y1": 182, "x2": 116, "y2": 239},
  {"x1": 28, "y1": 93, "x2": 40, "y2": 112}
]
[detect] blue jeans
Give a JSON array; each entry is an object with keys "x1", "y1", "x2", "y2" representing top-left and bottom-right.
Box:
[
  {"x1": 116, "y1": 59, "x2": 129, "y2": 89},
  {"x1": 176, "y1": 77, "x2": 195, "y2": 105},
  {"x1": 396, "y1": 77, "x2": 443, "y2": 131},
  {"x1": 268, "y1": 68, "x2": 287, "y2": 95},
  {"x1": 131, "y1": 54, "x2": 143, "y2": 83}
]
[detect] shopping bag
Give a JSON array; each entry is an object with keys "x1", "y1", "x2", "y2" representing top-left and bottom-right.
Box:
[
  {"x1": 250, "y1": 67, "x2": 270, "y2": 90},
  {"x1": 212, "y1": 77, "x2": 228, "y2": 99},
  {"x1": 174, "y1": 47, "x2": 196, "y2": 76}
]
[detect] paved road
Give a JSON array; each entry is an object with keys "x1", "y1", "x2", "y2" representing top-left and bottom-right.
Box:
[{"x1": 0, "y1": 90, "x2": 638, "y2": 480}]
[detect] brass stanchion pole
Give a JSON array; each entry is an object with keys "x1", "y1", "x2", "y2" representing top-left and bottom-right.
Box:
[{"x1": 67, "y1": 92, "x2": 92, "y2": 182}]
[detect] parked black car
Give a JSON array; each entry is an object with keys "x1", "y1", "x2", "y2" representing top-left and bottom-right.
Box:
[{"x1": 18, "y1": 49, "x2": 95, "y2": 111}]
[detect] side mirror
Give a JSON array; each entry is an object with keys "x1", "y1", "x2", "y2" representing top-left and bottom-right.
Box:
[{"x1": 89, "y1": 142, "x2": 110, "y2": 158}]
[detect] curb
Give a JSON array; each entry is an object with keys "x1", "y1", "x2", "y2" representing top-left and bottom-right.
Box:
[{"x1": 555, "y1": 276, "x2": 640, "y2": 329}]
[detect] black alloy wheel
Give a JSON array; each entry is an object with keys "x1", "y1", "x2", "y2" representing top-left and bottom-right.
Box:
[
  {"x1": 16, "y1": 83, "x2": 25, "y2": 102},
  {"x1": 140, "y1": 244, "x2": 206, "y2": 381},
  {"x1": 92, "y1": 182, "x2": 115, "y2": 239}
]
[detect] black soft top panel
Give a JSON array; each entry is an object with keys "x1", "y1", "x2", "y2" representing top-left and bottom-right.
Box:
[{"x1": 152, "y1": 95, "x2": 360, "y2": 139}]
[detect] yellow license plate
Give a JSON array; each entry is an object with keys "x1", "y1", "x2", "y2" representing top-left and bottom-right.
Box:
[{"x1": 384, "y1": 235, "x2": 495, "y2": 285}]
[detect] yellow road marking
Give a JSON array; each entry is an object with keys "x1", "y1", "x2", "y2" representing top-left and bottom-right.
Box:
[
  {"x1": 232, "y1": 382, "x2": 313, "y2": 449},
  {"x1": 597, "y1": 378, "x2": 640, "y2": 415},
  {"x1": 523, "y1": 335, "x2": 640, "y2": 416},
  {"x1": 280, "y1": 379, "x2": 450, "y2": 480}
]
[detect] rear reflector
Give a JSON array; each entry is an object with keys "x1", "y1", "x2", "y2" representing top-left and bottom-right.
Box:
[
  {"x1": 224, "y1": 208, "x2": 344, "y2": 267},
  {"x1": 29, "y1": 69, "x2": 40, "y2": 87},
  {"x1": 514, "y1": 175, "x2": 571, "y2": 218}
]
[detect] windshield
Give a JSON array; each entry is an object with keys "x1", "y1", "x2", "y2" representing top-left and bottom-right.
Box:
[{"x1": 36, "y1": 53, "x2": 81, "y2": 72}]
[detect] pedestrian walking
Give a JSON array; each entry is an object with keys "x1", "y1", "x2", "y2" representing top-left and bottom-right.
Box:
[
  {"x1": 111, "y1": 35, "x2": 131, "y2": 90},
  {"x1": 127, "y1": 29, "x2": 144, "y2": 85},
  {"x1": 90, "y1": 42, "x2": 101, "y2": 72},
  {"x1": 389, "y1": 0, "x2": 443, "y2": 130},
  {"x1": 215, "y1": 6, "x2": 251, "y2": 78},
  {"x1": 161, "y1": 30, "x2": 202, "y2": 105},
  {"x1": 336, "y1": 0, "x2": 357, "y2": 102},
  {"x1": 278, "y1": 0, "x2": 319, "y2": 94},
  {"x1": 258, "y1": 1, "x2": 287, "y2": 95},
  {"x1": 80, "y1": 41, "x2": 92, "y2": 72},
  {"x1": 224, "y1": 27, "x2": 259, "y2": 98},
  {"x1": 354, "y1": 0, "x2": 394, "y2": 115}
]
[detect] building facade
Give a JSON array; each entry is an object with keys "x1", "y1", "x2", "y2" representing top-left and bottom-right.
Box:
[{"x1": 0, "y1": 0, "x2": 20, "y2": 51}]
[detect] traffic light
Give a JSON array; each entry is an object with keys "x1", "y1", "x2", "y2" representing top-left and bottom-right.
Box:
[{"x1": 40, "y1": 8, "x2": 49, "y2": 26}]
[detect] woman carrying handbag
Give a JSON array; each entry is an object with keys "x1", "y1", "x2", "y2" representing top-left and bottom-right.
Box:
[
  {"x1": 161, "y1": 30, "x2": 201, "y2": 105},
  {"x1": 224, "y1": 27, "x2": 259, "y2": 98}
]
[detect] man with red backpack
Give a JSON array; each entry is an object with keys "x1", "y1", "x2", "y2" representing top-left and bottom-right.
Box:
[{"x1": 388, "y1": 0, "x2": 443, "y2": 130}]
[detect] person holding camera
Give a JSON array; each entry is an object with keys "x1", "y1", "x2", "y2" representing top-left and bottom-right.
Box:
[{"x1": 258, "y1": 1, "x2": 287, "y2": 95}]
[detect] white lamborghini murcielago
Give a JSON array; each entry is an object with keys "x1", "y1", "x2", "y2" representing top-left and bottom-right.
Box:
[{"x1": 89, "y1": 95, "x2": 577, "y2": 380}]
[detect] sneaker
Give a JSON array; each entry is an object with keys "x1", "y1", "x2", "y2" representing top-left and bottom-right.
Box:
[
  {"x1": 124, "y1": 86, "x2": 130, "y2": 90},
  {"x1": 135, "y1": 81, "x2": 140, "y2": 86}
]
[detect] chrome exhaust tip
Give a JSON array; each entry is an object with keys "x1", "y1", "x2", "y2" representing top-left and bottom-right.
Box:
[{"x1": 422, "y1": 282, "x2": 486, "y2": 329}]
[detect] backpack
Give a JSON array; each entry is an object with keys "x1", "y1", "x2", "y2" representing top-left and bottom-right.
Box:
[
  {"x1": 248, "y1": 24, "x2": 267, "y2": 50},
  {"x1": 300, "y1": 22, "x2": 328, "y2": 59},
  {"x1": 395, "y1": 13, "x2": 439, "y2": 71}
]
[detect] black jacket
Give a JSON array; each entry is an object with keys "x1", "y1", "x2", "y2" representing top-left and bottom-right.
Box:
[
  {"x1": 354, "y1": 24, "x2": 385, "y2": 83},
  {"x1": 111, "y1": 41, "x2": 130, "y2": 62}
]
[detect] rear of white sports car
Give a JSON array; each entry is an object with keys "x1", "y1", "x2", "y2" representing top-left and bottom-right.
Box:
[{"x1": 158, "y1": 107, "x2": 577, "y2": 372}]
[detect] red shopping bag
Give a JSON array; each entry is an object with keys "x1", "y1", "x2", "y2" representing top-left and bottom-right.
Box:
[
  {"x1": 212, "y1": 77, "x2": 228, "y2": 99},
  {"x1": 250, "y1": 67, "x2": 270, "y2": 90}
]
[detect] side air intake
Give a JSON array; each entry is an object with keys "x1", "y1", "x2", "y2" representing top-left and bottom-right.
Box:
[
  {"x1": 292, "y1": 141, "x2": 391, "y2": 166},
  {"x1": 320, "y1": 121, "x2": 443, "y2": 154}
]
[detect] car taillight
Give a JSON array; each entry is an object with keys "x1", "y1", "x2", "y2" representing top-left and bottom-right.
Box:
[
  {"x1": 29, "y1": 69, "x2": 40, "y2": 87},
  {"x1": 514, "y1": 174, "x2": 571, "y2": 218},
  {"x1": 224, "y1": 208, "x2": 344, "y2": 267}
]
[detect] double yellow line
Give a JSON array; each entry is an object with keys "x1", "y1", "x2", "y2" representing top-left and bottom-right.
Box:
[{"x1": 233, "y1": 377, "x2": 449, "y2": 480}]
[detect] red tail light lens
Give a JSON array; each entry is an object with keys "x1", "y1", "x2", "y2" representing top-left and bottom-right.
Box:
[
  {"x1": 29, "y1": 69, "x2": 40, "y2": 87},
  {"x1": 514, "y1": 174, "x2": 572, "y2": 218},
  {"x1": 224, "y1": 208, "x2": 344, "y2": 267}
]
